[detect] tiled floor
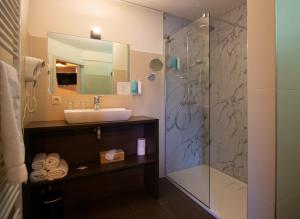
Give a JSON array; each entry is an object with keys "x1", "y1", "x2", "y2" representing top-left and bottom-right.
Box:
[{"x1": 65, "y1": 178, "x2": 215, "y2": 219}]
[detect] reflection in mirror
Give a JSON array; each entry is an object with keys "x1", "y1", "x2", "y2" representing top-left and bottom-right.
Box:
[{"x1": 48, "y1": 32, "x2": 130, "y2": 95}]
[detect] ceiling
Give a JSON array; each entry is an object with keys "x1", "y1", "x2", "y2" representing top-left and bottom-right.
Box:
[{"x1": 122, "y1": 0, "x2": 245, "y2": 20}]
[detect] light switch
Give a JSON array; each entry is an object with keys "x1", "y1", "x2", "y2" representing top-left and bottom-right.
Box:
[{"x1": 52, "y1": 96, "x2": 62, "y2": 105}]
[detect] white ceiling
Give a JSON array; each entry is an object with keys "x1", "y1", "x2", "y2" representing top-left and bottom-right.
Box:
[{"x1": 122, "y1": 0, "x2": 245, "y2": 20}]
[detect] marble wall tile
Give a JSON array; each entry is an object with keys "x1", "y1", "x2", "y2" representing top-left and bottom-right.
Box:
[
  {"x1": 210, "y1": 4, "x2": 248, "y2": 182},
  {"x1": 164, "y1": 4, "x2": 247, "y2": 183},
  {"x1": 165, "y1": 16, "x2": 210, "y2": 174}
]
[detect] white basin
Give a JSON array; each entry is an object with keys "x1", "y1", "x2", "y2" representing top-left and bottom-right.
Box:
[{"x1": 64, "y1": 108, "x2": 133, "y2": 124}]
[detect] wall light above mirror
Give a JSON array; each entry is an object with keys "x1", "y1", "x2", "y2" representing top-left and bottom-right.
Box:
[
  {"x1": 48, "y1": 32, "x2": 130, "y2": 95},
  {"x1": 90, "y1": 27, "x2": 102, "y2": 40}
]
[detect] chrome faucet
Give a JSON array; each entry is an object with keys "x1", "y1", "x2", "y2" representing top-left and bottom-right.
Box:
[{"x1": 94, "y1": 96, "x2": 101, "y2": 110}]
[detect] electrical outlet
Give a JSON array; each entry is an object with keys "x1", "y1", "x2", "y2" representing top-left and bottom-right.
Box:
[{"x1": 51, "y1": 96, "x2": 62, "y2": 105}]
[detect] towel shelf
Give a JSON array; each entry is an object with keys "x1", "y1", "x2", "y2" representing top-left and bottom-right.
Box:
[{"x1": 28, "y1": 155, "x2": 155, "y2": 187}]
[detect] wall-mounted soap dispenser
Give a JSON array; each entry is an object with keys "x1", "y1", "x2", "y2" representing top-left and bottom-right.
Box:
[
  {"x1": 137, "y1": 80, "x2": 142, "y2": 95},
  {"x1": 131, "y1": 80, "x2": 137, "y2": 96},
  {"x1": 131, "y1": 80, "x2": 142, "y2": 96}
]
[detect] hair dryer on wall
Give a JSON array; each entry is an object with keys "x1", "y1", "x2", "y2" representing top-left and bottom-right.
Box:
[
  {"x1": 22, "y1": 56, "x2": 46, "y2": 130},
  {"x1": 24, "y1": 56, "x2": 45, "y2": 83}
]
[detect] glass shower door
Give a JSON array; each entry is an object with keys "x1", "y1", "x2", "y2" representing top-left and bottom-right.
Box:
[{"x1": 165, "y1": 14, "x2": 210, "y2": 207}]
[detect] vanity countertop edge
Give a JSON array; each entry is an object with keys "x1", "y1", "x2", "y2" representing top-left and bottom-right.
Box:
[{"x1": 24, "y1": 116, "x2": 159, "y2": 131}]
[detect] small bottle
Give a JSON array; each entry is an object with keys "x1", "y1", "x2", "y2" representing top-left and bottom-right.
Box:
[
  {"x1": 137, "y1": 138, "x2": 146, "y2": 156},
  {"x1": 137, "y1": 80, "x2": 142, "y2": 95},
  {"x1": 131, "y1": 80, "x2": 137, "y2": 96}
]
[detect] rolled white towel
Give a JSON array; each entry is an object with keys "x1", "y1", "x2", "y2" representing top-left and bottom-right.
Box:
[
  {"x1": 45, "y1": 153, "x2": 60, "y2": 170},
  {"x1": 31, "y1": 153, "x2": 46, "y2": 170},
  {"x1": 30, "y1": 169, "x2": 47, "y2": 183},
  {"x1": 47, "y1": 159, "x2": 69, "y2": 181}
]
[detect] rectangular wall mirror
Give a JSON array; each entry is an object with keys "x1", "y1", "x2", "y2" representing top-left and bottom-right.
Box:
[{"x1": 48, "y1": 32, "x2": 130, "y2": 95}]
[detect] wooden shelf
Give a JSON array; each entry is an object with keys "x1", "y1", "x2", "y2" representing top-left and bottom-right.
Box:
[{"x1": 28, "y1": 155, "x2": 155, "y2": 187}]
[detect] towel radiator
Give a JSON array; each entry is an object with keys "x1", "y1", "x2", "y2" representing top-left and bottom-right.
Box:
[{"x1": 0, "y1": 0, "x2": 22, "y2": 219}]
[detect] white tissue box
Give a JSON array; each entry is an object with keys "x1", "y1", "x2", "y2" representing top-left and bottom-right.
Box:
[{"x1": 99, "y1": 149, "x2": 125, "y2": 164}]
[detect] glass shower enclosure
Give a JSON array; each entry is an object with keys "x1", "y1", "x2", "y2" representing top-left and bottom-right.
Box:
[
  {"x1": 165, "y1": 3, "x2": 247, "y2": 218},
  {"x1": 165, "y1": 14, "x2": 210, "y2": 207}
]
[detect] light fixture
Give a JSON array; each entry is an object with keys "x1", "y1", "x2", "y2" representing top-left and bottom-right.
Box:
[
  {"x1": 90, "y1": 27, "x2": 102, "y2": 40},
  {"x1": 56, "y1": 61, "x2": 67, "y2": 67}
]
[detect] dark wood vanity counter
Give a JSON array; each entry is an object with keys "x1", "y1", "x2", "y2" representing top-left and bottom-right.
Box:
[
  {"x1": 23, "y1": 116, "x2": 159, "y2": 219},
  {"x1": 25, "y1": 116, "x2": 158, "y2": 130}
]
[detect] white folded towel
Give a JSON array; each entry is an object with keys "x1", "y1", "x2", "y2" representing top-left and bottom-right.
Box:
[
  {"x1": 31, "y1": 153, "x2": 46, "y2": 170},
  {"x1": 0, "y1": 60, "x2": 28, "y2": 184},
  {"x1": 45, "y1": 153, "x2": 60, "y2": 170},
  {"x1": 29, "y1": 169, "x2": 47, "y2": 183},
  {"x1": 47, "y1": 159, "x2": 69, "y2": 181}
]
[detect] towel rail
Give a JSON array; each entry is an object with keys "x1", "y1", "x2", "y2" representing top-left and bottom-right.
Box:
[
  {"x1": 0, "y1": 29, "x2": 19, "y2": 51},
  {"x1": 0, "y1": 0, "x2": 20, "y2": 59},
  {"x1": 0, "y1": 184, "x2": 20, "y2": 219},
  {"x1": 11, "y1": 0, "x2": 20, "y2": 11},
  {"x1": 0, "y1": 18, "x2": 19, "y2": 42},
  {"x1": 13, "y1": 0, "x2": 20, "y2": 9},
  {"x1": 0, "y1": 1, "x2": 19, "y2": 29},
  {"x1": 12, "y1": 208, "x2": 21, "y2": 219},
  {"x1": 0, "y1": 10, "x2": 19, "y2": 37},
  {"x1": 0, "y1": 155, "x2": 21, "y2": 219},
  {"x1": 0, "y1": 1, "x2": 22, "y2": 219},
  {"x1": 4, "y1": 0, "x2": 20, "y2": 21}
]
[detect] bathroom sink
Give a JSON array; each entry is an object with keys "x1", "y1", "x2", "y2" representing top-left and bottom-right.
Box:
[{"x1": 64, "y1": 108, "x2": 133, "y2": 124}]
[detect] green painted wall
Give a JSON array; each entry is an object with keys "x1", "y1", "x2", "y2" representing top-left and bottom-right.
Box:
[{"x1": 276, "y1": 0, "x2": 300, "y2": 218}]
